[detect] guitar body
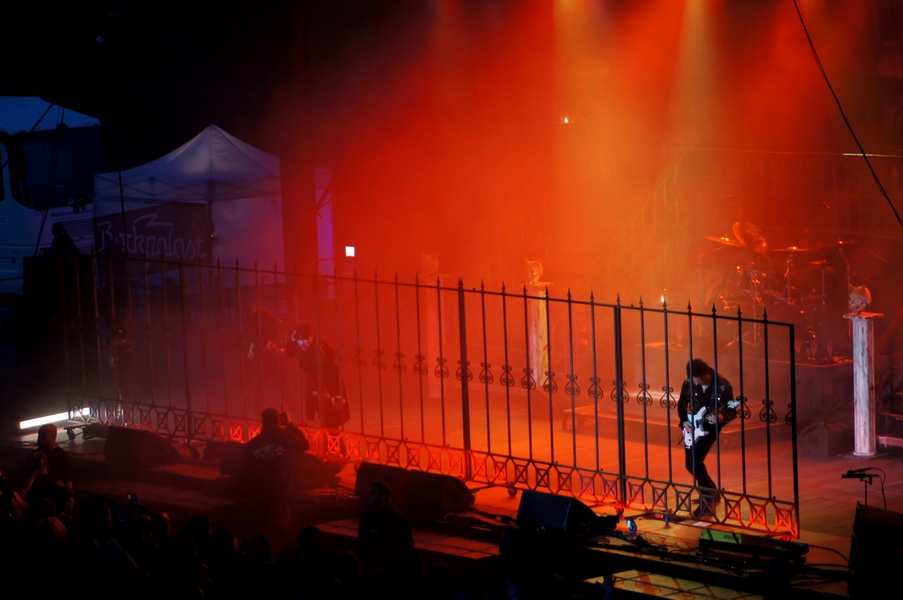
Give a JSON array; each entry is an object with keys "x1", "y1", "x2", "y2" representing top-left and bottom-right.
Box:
[
  {"x1": 683, "y1": 406, "x2": 708, "y2": 448},
  {"x1": 683, "y1": 399, "x2": 741, "y2": 448}
]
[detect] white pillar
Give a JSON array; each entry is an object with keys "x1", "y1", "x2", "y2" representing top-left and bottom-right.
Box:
[{"x1": 844, "y1": 312, "x2": 883, "y2": 457}]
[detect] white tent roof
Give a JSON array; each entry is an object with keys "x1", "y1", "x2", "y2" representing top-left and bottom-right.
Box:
[
  {"x1": 94, "y1": 124, "x2": 281, "y2": 203},
  {"x1": 93, "y1": 125, "x2": 284, "y2": 270}
]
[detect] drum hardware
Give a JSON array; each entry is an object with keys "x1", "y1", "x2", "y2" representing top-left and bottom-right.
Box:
[
  {"x1": 704, "y1": 233, "x2": 745, "y2": 247},
  {"x1": 772, "y1": 245, "x2": 812, "y2": 253}
]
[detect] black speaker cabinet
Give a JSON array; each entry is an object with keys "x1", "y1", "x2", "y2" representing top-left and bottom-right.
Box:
[
  {"x1": 516, "y1": 489, "x2": 598, "y2": 539},
  {"x1": 354, "y1": 462, "x2": 411, "y2": 500},
  {"x1": 354, "y1": 462, "x2": 474, "y2": 519},
  {"x1": 401, "y1": 469, "x2": 473, "y2": 517},
  {"x1": 850, "y1": 502, "x2": 903, "y2": 598},
  {"x1": 103, "y1": 426, "x2": 181, "y2": 469}
]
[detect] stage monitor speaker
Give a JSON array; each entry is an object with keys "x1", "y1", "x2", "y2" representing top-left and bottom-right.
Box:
[
  {"x1": 516, "y1": 490, "x2": 600, "y2": 539},
  {"x1": 850, "y1": 502, "x2": 903, "y2": 598},
  {"x1": 354, "y1": 462, "x2": 474, "y2": 519},
  {"x1": 799, "y1": 421, "x2": 853, "y2": 457},
  {"x1": 401, "y1": 470, "x2": 474, "y2": 517},
  {"x1": 354, "y1": 462, "x2": 411, "y2": 500},
  {"x1": 103, "y1": 426, "x2": 181, "y2": 469},
  {"x1": 202, "y1": 440, "x2": 246, "y2": 476}
]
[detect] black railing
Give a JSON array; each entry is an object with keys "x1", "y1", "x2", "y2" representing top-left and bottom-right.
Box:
[{"x1": 49, "y1": 254, "x2": 799, "y2": 536}]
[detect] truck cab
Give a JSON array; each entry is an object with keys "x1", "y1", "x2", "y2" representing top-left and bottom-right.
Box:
[{"x1": 0, "y1": 97, "x2": 101, "y2": 295}]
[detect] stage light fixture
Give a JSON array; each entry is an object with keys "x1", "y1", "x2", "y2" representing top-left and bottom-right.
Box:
[
  {"x1": 19, "y1": 407, "x2": 90, "y2": 429},
  {"x1": 345, "y1": 245, "x2": 356, "y2": 257}
]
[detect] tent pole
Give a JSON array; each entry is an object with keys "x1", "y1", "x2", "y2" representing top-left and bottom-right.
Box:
[{"x1": 118, "y1": 169, "x2": 127, "y2": 256}]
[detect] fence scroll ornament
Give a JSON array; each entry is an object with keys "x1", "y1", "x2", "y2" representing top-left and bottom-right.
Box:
[
  {"x1": 611, "y1": 380, "x2": 630, "y2": 403},
  {"x1": 736, "y1": 396, "x2": 751, "y2": 420},
  {"x1": 522, "y1": 368, "x2": 537, "y2": 390},
  {"x1": 637, "y1": 382, "x2": 653, "y2": 406},
  {"x1": 589, "y1": 377, "x2": 603, "y2": 401},
  {"x1": 542, "y1": 371, "x2": 558, "y2": 393},
  {"x1": 565, "y1": 374, "x2": 580, "y2": 397},
  {"x1": 456, "y1": 360, "x2": 473, "y2": 382},
  {"x1": 500, "y1": 365, "x2": 515, "y2": 388},
  {"x1": 760, "y1": 399, "x2": 777, "y2": 423},
  {"x1": 392, "y1": 352, "x2": 407, "y2": 374},
  {"x1": 479, "y1": 362, "x2": 494, "y2": 385},
  {"x1": 53, "y1": 257, "x2": 799, "y2": 538},
  {"x1": 660, "y1": 386, "x2": 676, "y2": 409},
  {"x1": 435, "y1": 357, "x2": 449, "y2": 379}
]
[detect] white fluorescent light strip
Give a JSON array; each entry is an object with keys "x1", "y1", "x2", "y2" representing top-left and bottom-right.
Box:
[{"x1": 19, "y1": 407, "x2": 90, "y2": 429}]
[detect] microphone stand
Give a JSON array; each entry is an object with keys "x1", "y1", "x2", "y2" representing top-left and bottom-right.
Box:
[{"x1": 841, "y1": 469, "x2": 876, "y2": 506}]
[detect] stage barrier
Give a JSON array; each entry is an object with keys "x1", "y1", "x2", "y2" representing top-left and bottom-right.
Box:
[{"x1": 47, "y1": 254, "x2": 799, "y2": 537}]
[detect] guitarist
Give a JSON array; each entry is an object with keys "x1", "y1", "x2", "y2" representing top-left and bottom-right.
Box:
[{"x1": 677, "y1": 359, "x2": 736, "y2": 512}]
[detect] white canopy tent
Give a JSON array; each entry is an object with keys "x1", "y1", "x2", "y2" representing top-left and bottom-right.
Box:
[{"x1": 93, "y1": 125, "x2": 284, "y2": 271}]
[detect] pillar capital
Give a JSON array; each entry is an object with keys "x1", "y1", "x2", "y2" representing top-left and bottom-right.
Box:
[{"x1": 844, "y1": 312, "x2": 883, "y2": 321}]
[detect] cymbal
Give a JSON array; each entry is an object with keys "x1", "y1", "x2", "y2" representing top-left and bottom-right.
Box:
[
  {"x1": 704, "y1": 234, "x2": 745, "y2": 247},
  {"x1": 773, "y1": 245, "x2": 811, "y2": 252},
  {"x1": 823, "y1": 239, "x2": 855, "y2": 248},
  {"x1": 732, "y1": 222, "x2": 768, "y2": 253}
]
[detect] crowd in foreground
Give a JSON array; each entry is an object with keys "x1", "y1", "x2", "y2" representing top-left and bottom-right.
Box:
[{"x1": 0, "y1": 423, "x2": 608, "y2": 599}]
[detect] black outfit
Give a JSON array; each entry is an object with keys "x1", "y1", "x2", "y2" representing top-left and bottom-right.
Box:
[
  {"x1": 40, "y1": 446, "x2": 73, "y2": 486},
  {"x1": 242, "y1": 423, "x2": 310, "y2": 497},
  {"x1": 24, "y1": 446, "x2": 73, "y2": 507},
  {"x1": 290, "y1": 340, "x2": 350, "y2": 428},
  {"x1": 358, "y1": 504, "x2": 414, "y2": 570},
  {"x1": 676, "y1": 371, "x2": 734, "y2": 491}
]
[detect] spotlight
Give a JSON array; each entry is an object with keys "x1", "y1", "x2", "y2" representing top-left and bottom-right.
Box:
[
  {"x1": 19, "y1": 407, "x2": 90, "y2": 429},
  {"x1": 345, "y1": 245, "x2": 356, "y2": 257}
]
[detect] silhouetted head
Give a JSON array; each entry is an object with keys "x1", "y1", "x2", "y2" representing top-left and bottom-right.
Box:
[
  {"x1": 366, "y1": 480, "x2": 392, "y2": 511},
  {"x1": 37, "y1": 424, "x2": 58, "y2": 451},
  {"x1": 261, "y1": 407, "x2": 280, "y2": 431}
]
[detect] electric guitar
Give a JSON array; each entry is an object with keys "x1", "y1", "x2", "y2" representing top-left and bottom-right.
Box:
[{"x1": 683, "y1": 399, "x2": 741, "y2": 448}]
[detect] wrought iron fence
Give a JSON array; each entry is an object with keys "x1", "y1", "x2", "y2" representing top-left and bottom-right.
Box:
[{"x1": 50, "y1": 253, "x2": 799, "y2": 537}]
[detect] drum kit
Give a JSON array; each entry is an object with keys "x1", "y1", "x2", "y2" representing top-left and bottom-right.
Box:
[{"x1": 704, "y1": 222, "x2": 852, "y2": 351}]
